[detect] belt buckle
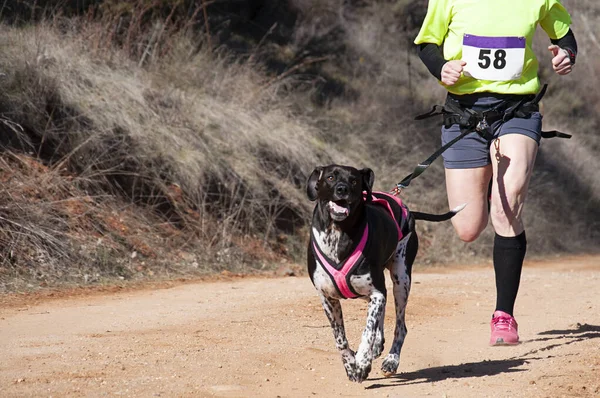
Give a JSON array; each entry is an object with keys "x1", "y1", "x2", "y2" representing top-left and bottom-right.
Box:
[{"x1": 476, "y1": 118, "x2": 489, "y2": 133}]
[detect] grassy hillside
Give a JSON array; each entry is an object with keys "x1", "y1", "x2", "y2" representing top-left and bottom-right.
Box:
[{"x1": 1, "y1": 0, "x2": 599, "y2": 292}]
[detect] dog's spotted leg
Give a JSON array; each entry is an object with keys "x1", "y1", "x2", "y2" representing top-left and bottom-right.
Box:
[
  {"x1": 318, "y1": 294, "x2": 357, "y2": 381},
  {"x1": 382, "y1": 234, "x2": 412, "y2": 377},
  {"x1": 354, "y1": 291, "x2": 386, "y2": 383},
  {"x1": 373, "y1": 302, "x2": 385, "y2": 359}
]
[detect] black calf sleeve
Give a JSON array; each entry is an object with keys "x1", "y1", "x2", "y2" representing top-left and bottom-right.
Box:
[{"x1": 493, "y1": 231, "x2": 527, "y2": 316}]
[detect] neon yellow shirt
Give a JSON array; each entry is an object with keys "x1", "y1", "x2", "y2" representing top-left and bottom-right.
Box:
[{"x1": 414, "y1": 0, "x2": 572, "y2": 95}]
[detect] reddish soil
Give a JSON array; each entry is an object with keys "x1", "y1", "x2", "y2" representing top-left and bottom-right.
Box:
[{"x1": 1, "y1": 255, "x2": 599, "y2": 397}]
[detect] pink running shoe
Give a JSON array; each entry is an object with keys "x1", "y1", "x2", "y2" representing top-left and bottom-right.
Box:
[{"x1": 490, "y1": 310, "x2": 519, "y2": 346}]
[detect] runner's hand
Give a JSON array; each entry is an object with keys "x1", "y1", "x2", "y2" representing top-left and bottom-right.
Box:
[
  {"x1": 441, "y1": 60, "x2": 467, "y2": 85},
  {"x1": 548, "y1": 45, "x2": 573, "y2": 75}
]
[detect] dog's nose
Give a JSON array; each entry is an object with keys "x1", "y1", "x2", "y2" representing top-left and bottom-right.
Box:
[{"x1": 336, "y1": 184, "x2": 349, "y2": 196}]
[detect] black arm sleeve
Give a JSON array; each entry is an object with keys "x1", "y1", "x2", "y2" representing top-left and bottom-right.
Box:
[
  {"x1": 550, "y1": 28, "x2": 578, "y2": 62},
  {"x1": 416, "y1": 43, "x2": 447, "y2": 81}
]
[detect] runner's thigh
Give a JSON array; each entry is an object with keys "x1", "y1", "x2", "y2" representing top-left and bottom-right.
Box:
[{"x1": 489, "y1": 133, "x2": 538, "y2": 235}]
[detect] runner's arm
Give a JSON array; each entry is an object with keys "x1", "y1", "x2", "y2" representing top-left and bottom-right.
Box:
[
  {"x1": 416, "y1": 43, "x2": 447, "y2": 81},
  {"x1": 550, "y1": 28, "x2": 578, "y2": 64}
]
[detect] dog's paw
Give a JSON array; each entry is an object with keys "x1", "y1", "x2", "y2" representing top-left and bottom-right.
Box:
[
  {"x1": 353, "y1": 362, "x2": 372, "y2": 383},
  {"x1": 352, "y1": 352, "x2": 373, "y2": 383},
  {"x1": 341, "y1": 350, "x2": 358, "y2": 382},
  {"x1": 381, "y1": 354, "x2": 399, "y2": 377},
  {"x1": 344, "y1": 364, "x2": 358, "y2": 382}
]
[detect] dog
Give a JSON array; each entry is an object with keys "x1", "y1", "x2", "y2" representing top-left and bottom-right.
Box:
[{"x1": 306, "y1": 164, "x2": 464, "y2": 383}]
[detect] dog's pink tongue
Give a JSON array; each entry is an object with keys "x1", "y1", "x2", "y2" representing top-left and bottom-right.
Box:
[{"x1": 329, "y1": 201, "x2": 349, "y2": 215}]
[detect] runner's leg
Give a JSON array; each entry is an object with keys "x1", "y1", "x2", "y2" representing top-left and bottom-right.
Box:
[
  {"x1": 489, "y1": 134, "x2": 538, "y2": 315},
  {"x1": 445, "y1": 166, "x2": 493, "y2": 242}
]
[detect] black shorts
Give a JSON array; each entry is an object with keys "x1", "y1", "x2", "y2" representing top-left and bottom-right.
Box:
[{"x1": 441, "y1": 95, "x2": 542, "y2": 169}]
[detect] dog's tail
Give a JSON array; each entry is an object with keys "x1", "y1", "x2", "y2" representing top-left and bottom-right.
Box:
[{"x1": 412, "y1": 203, "x2": 466, "y2": 222}]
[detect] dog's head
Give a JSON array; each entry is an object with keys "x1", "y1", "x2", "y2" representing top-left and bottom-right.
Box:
[{"x1": 306, "y1": 164, "x2": 375, "y2": 222}]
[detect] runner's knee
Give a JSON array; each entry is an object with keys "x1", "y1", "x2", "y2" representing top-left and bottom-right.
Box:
[{"x1": 452, "y1": 220, "x2": 486, "y2": 242}]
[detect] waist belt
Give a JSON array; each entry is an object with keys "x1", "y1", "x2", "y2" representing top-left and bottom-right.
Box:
[
  {"x1": 415, "y1": 84, "x2": 571, "y2": 140},
  {"x1": 395, "y1": 84, "x2": 571, "y2": 191}
]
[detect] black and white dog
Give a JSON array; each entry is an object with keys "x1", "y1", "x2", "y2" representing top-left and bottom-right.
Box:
[{"x1": 306, "y1": 164, "x2": 463, "y2": 383}]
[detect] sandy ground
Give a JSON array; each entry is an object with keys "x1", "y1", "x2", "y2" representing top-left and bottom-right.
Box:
[{"x1": 1, "y1": 255, "x2": 599, "y2": 398}]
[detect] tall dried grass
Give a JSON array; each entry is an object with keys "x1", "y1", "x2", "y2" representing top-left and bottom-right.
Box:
[
  {"x1": 0, "y1": 18, "x2": 356, "y2": 291},
  {"x1": 1, "y1": 0, "x2": 599, "y2": 291}
]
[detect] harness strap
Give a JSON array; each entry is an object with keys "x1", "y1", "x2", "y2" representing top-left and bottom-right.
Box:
[
  {"x1": 504, "y1": 83, "x2": 546, "y2": 121},
  {"x1": 414, "y1": 105, "x2": 445, "y2": 121},
  {"x1": 541, "y1": 130, "x2": 572, "y2": 139},
  {"x1": 367, "y1": 192, "x2": 406, "y2": 240},
  {"x1": 312, "y1": 226, "x2": 368, "y2": 299}
]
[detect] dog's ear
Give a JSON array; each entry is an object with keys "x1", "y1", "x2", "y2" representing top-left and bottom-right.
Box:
[
  {"x1": 361, "y1": 168, "x2": 375, "y2": 199},
  {"x1": 306, "y1": 167, "x2": 323, "y2": 201}
]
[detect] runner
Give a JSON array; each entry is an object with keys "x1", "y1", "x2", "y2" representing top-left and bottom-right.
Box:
[{"x1": 414, "y1": 0, "x2": 578, "y2": 345}]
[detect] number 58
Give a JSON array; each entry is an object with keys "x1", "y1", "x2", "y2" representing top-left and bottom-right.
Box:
[{"x1": 478, "y1": 49, "x2": 507, "y2": 69}]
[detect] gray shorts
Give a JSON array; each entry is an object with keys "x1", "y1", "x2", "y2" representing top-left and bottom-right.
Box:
[{"x1": 441, "y1": 95, "x2": 543, "y2": 169}]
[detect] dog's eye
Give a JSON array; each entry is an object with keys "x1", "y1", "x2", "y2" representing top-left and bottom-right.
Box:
[
  {"x1": 327, "y1": 175, "x2": 334, "y2": 181},
  {"x1": 351, "y1": 180, "x2": 357, "y2": 186}
]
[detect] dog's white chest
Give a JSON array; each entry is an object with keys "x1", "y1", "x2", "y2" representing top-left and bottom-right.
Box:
[{"x1": 311, "y1": 227, "x2": 342, "y2": 259}]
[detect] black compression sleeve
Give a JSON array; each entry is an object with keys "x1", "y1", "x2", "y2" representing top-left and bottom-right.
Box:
[
  {"x1": 416, "y1": 43, "x2": 447, "y2": 81},
  {"x1": 550, "y1": 28, "x2": 578, "y2": 62},
  {"x1": 493, "y1": 232, "x2": 527, "y2": 316}
]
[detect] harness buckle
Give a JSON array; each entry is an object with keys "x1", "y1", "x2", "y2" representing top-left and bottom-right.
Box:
[{"x1": 476, "y1": 118, "x2": 490, "y2": 134}]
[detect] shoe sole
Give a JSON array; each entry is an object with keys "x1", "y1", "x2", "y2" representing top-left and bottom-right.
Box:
[{"x1": 490, "y1": 337, "x2": 519, "y2": 346}]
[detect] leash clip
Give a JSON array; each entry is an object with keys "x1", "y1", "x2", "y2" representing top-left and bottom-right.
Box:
[{"x1": 391, "y1": 184, "x2": 404, "y2": 196}]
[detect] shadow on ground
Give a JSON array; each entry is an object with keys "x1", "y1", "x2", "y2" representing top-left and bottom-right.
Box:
[{"x1": 366, "y1": 323, "x2": 600, "y2": 389}]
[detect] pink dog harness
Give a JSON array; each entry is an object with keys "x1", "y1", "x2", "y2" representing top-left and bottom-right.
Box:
[{"x1": 311, "y1": 192, "x2": 409, "y2": 299}]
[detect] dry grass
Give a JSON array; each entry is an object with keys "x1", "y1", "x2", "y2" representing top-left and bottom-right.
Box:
[
  {"x1": 0, "y1": 19, "x2": 354, "y2": 292},
  {"x1": 1, "y1": 0, "x2": 599, "y2": 292}
]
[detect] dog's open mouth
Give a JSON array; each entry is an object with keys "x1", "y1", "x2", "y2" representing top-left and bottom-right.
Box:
[{"x1": 328, "y1": 200, "x2": 350, "y2": 220}]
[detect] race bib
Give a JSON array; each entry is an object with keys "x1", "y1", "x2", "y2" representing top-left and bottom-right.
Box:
[{"x1": 462, "y1": 34, "x2": 526, "y2": 81}]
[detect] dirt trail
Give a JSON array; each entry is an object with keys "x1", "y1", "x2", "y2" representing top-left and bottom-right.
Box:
[{"x1": 1, "y1": 256, "x2": 599, "y2": 398}]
